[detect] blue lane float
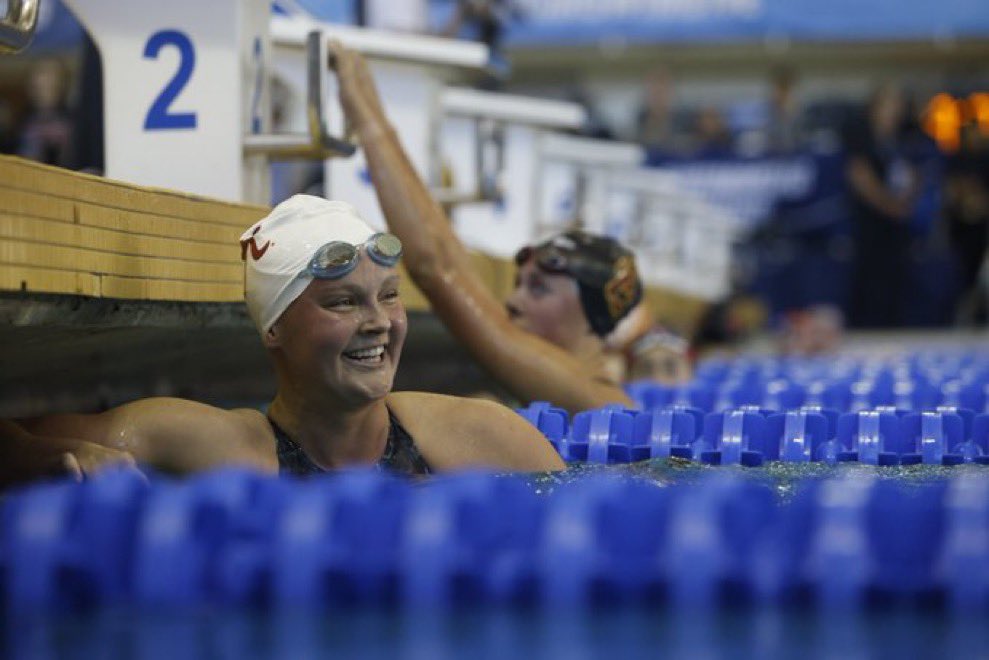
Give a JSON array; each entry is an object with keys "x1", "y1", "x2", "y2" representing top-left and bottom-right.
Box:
[
  {"x1": 521, "y1": 350, "x2": 989, "y2": 467},
  {"x1": 518, "y1": 401, "x2": 989, "y2": 467},
  {"x1": 7, "y1": 350, "x2": 989, "y2": 614},
  {"x1": 3, "y1": 466, "x2": 989, "y2": 612}
]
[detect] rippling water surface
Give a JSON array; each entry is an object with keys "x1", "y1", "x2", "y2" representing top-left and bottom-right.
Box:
[{"x1": 524, "y1": 458, "x2": 975, "y2": 500}]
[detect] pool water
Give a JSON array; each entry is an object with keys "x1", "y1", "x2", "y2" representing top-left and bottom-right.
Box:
[
  {"x1": 10, "y1": 606, "x2": 989, "y2": 659},
  {"x1": 3, "y1": 459, "x2": 988, "y2": 658},
  {"x1": 529, "y1": 457, "x2": 968, "y2": 500}
]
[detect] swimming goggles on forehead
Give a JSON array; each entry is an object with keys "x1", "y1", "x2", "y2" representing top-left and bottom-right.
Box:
[
  {"x1": 514, "y1": 242, "x2": 613, "y2": 288},
  {"x1": 514, "y1": 244, "x2": 571, "y2": 274},
  {"x1": 307, "y1": 232, "x2": 403, "y2": 280}
]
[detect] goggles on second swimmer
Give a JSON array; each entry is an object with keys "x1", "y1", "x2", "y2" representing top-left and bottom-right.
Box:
[
  {"x1": 514, "y1": 242, "x2": 609, "y2": 287},
  {"x1": 514, "y1": 231, "x2": 643, "y2": 337},
  {"x1": 515, "y1": 244, "x2": 569, "y2": 273},
  {"x1": 307, "y1": 232, "x2": 403, "y2": 279}
]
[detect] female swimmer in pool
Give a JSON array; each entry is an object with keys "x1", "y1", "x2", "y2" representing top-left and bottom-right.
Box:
[
  {"x1": 328, "y1": 41, "x2": 645, "y2": 415},
  {"x1": 1, "y1": 196, "x2": 563, "y2": 486}
]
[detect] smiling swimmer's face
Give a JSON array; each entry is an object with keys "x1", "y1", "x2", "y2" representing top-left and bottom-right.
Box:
[{"x1": 268, "y1": 253, "x2": 407, "y2": 406}]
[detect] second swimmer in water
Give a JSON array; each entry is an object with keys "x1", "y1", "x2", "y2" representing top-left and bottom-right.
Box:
[{"x1": 330, "y1": 40, "x2": 645, "y2": 415}]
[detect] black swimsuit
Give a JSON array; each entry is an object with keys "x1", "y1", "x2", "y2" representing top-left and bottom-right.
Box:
[{"x1": 270, "y1": 408, "x2": 431, "y2": 476}]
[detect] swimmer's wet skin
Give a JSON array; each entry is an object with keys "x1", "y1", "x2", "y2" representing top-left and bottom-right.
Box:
[
  {"x1": 328, "y1": 40, "x2": 642, "y2": 415},
  {"x1": 0, "y1": 196, "x2": 563, "y2": 487}
]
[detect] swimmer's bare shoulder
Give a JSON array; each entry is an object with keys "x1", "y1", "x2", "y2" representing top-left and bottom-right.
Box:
[
  {"x1": 20, "y1": 398, "x2": 278, "y2": 475},
  {"x1": 386, "y1": 392, "x2": 564, "y2": 472}
]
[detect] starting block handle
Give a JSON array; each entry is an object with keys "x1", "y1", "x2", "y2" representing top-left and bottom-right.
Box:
[
  {"x1": 244, "y1": 31, "x2": 356, "y2": 159},
  {"x1": 430, "y1": 117, "x2": 504, "y2": 206},
  {"x1": 0, "y1": 0, "x2": 39, "y2": 55}
]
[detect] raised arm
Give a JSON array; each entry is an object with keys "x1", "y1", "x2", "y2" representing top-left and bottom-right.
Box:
[{"x1": 330, "y1": 41, "x2": 631, "y2": 413}]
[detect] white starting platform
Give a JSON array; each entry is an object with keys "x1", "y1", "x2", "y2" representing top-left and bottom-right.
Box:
[
  {"x1": 40, "y1": 0, "x2": 740, "y2": 306},
  {"x1": 438, "y1": 87, "x2": 586, "y2": 258},
  {"x1": 587, "y1": 166, "x2": 740, "y2": 302},
  {"x1": 270, "y1": 15, "x2": 489, "y2": 230},
  {"x1": 62, "y1": 0, "x2": 277, "y2": 204}
]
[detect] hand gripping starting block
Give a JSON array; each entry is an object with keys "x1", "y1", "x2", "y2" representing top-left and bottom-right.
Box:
[{"x1": 270, "y1": 16, "x2": 488, "y2": 230}]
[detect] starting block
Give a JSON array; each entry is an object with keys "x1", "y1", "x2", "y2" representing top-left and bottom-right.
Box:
[
  {"x1": 439, "y1": 88, "x2": 586, "y2": 257},
  {"x1": 270, "y1": 15, "x2": 488, "y2": 230},
  {"x1": 0, "y1": 0, "x2": 39, "y2": 54},
  {"x1": 583, "y1": 165, "x2": 739, "y2": 301},
  {"x1": 63, "y1": 0, "x2": 280, "y2": 203}
]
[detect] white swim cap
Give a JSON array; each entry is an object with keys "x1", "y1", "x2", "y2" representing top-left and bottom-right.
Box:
[{"x1": 241, "y1": 194, "x2": 375, "y2": 334}]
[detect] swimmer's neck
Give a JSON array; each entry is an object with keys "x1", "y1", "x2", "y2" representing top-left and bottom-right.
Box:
[{"x1": 268, "y1": 390, "x2": 389, "y2": 469}]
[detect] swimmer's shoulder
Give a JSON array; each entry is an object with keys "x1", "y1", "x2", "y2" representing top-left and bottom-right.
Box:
[
  {"x1": 386, "y1": 392, "x2": 564, "y2": 472},
  {"x1": 227, "y1": 407, "x2": 280, "y2": 467}
]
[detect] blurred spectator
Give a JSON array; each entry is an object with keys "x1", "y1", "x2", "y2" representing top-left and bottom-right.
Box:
[
  {"x1": 440, "y1": 0, "x2": 517, "y2": 47},
  {"x1": 692, "y1": 106, "x2": 733, "y2": 157},
  {"x1": 17, "y1": 59, "x2": 73, "y2": 167},
  {"x1": 603, "y1": 302, "x2": 691, "y2": 385},
  {"x1": 636, "y1": 67, "x2": 675, "y2": 154},
  {"x1": 945, "y1": 120, "x2": 989, "y2": 322},
  {"x1": 778, "y1": 304, "x2": 844, "y2": 355},
  {"x1": 900, "y1": 96, "x2": 954, "y2": 327},
  {"x1": 691, "y1": 295, "x2": 768, "y2": 356},
  {"x1": 439, "y1": 0, "x2": 522, "y2": 84},
  {"x1": 764, "y1": 65, "x2": 802, "y2": 154},
  {"x1": 843, "y1": 82, "x2": 920, "y2": 328}
]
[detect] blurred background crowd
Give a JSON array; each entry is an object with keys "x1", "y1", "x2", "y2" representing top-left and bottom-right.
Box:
[{"x1": 2, "y1": 0, "x2": 988, "y2": 344}]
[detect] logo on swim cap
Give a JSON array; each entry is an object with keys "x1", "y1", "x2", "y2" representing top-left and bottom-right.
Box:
[
  {"x1": 241, "y1": 195, "x2": 376, "y2": 335},
  {"x1": 604, "y1": 255, "x2": 639, "y2": 322},
  {"x1": 240, "y1": 225, "x2": 272, "y2": 262}
]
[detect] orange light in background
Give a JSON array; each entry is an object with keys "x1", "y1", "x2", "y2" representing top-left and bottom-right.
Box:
[
  {"x1": 923, "y1": 93, "x2": 962, "y2": 152},
  {"x1": 922, "y1": 92, "x2": 989, "y2": 153},
  {"x1": 968, "y1": 93, "x2": 989, "y2": 135}
]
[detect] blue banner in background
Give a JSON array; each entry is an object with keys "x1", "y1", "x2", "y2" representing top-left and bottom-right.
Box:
[
  {"x1": 491, "y1": 0, "x2": 989, "y2": 45},
  {"x1": 645, "y1": 150, "x2": 848, "y2": 235},
  {"x1": 652, "y1": 154, "x2": 817, "y2": 231}
]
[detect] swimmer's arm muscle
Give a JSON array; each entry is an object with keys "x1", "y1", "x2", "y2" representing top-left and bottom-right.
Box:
[{"x1": 19, "y1": 399, "x2": 276, "y2": 475}]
